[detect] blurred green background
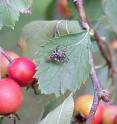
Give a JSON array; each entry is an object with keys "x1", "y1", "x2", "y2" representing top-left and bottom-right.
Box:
[{"x1": 0, "y1": 0, "x2": 56, "y2": 52}]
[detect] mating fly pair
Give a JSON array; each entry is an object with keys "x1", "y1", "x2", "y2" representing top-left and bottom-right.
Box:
[{"x1": 45, "y1": 46, "x2": 69, "y2": 64}]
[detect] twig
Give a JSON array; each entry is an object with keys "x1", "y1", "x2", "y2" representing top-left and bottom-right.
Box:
[
  {"x1": 89, "y1": 23, "x2": 116, "y2": 74},
  {"x1": 73, "y1": 0, "x2": 110, "y2": 123},
  {"x1": 87, "y1": 17, "x2": 116, "y2": 101},
  {"x1": 0, "y1": 47, "x2": 13, "y2": 79},
  {"x1": 0, "y1": 47, "x2": 12, "y2": 63},
  {"x1": 89, "y1": 51, "x2": 102, "y2": 92},
  {"x1": 73, "y1": 0, "x2": 90, "y2": 30},
  {"x1": 73, "y1": 0, "x2": 116, "y2": 75},
  {"x1": 87, "y1": 51, "x2": 109, "y2": 124}
]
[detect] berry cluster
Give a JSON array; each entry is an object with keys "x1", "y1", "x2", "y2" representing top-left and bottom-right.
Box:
[
  {"x1": 0, "y1": 49, "x2": 36, "y2": 122},
  {"x1": 74, "y1": 94, "x2": 117, "y2": 124}
]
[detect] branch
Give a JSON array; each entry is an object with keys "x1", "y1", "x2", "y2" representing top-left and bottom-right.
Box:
[
  {"x1": 73, "y1": 0, "x2": 110, "y2": 123},
  {"x1": 87, "y1": 51, "x2": 109, "y2": 124},
  {"x1": 73, "y1": 0, "x2": 116, "y2": 75},
  {"x1": 87, "y1": 16, "x2": 116, "y2": 101},
  {"x1": 88, "y1": 21, "x2": 116, "y2": 74},
  {"x1": 73, "y1": 0, "x2": 90, "y2": 30},
  {"x1": 89, "y1": 51, "x2": 102, "y2": 92}
]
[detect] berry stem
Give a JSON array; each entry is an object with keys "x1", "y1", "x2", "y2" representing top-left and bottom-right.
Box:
[
  {"x1": 0, "y1": 47, "x2": 12, "y2": 64},
  {"x1": 13, "y1": 117, "x2": 16, "y2": 124},
  {"x1": 14, "y1": 113, "x2": 20, "y2": 120}
]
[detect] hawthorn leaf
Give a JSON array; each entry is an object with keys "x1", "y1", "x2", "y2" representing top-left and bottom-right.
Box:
[
  {"x1": 42, "y1": 93, "x2": 69, "y2": 118},
  {"x1": 35, "y1": 32, "x2": 91, "y2": 96},
  {"x1": 19, "y1": 20, "x2": 82, "y2": 57},
  {"x1": 0, "y1": 0, "x2": 32, "y2": 29},
  {"x1": 103, "y1": 0, "x2": 117, "y2": 33},
  {"x1": 38, "y1": 94, "x2": 74, "y2": 124}
]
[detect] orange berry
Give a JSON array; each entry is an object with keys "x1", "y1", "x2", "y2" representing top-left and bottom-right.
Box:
[{"x1": 74, "y1": 94, "x2": 105, "y2": 124}]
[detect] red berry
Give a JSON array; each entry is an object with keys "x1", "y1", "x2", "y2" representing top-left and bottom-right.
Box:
[
  {"x1": 102, "y1": 105, "x2": 117, "y2": 124},
  {"x1": 0, "y1": 78, "x2": 23, "y2": 114},
  {"x1": 93, "y1": 101, "x2": 105, "y2": 124},
  {"x1": 114, "y1": 114, "x2": 117, "y2": 124},
  {"x1": 0, "y1": 51, "x2": 19, "y2": 78},
  {"x1": 7, "y1": 57, "x2": 36, "y2": 87}
]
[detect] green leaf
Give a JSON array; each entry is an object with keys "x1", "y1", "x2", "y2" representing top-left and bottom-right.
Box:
[
  {"x1": 0, "y1": 0, "x2": 32, "y2": 29},
  {"x1": 19, "y1": 20, "x2": 82, "y2": 58},
  {"x1": 38, "y1": 94, "x2": 74, "y2": 124},
  {"x1": 35, "y1": 32, "x2": 91, "y2": 96},
  {"x1": 103, "y1": 0, "x2": 117, "y2": 33},
  {"x1": 42, "y1": 93, "x2": 69, "y2": 118}
]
